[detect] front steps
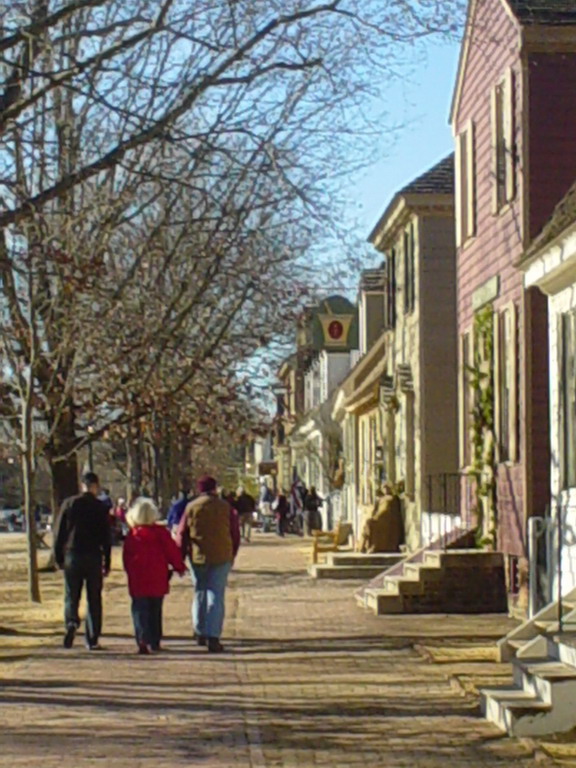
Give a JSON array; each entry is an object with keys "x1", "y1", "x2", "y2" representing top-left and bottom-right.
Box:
[
  {"x1": 357, "y1": 550, "x2": 507, "y2": 615},
  {"x1": 496, "y1": 588, "x2": 576, "y2": 661},
  {"x1": 482, "y1": 635, "x2": 576, "y2": 736},
  {"x1": 308, "y1": 552, "x2": 403, "y2": 580}
]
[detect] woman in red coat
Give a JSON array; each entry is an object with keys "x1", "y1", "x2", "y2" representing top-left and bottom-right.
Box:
[{"x1": 123, "y1": 498, "x2": 186, "y2": 654}]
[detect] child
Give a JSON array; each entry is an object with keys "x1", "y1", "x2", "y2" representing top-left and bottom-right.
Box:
[{"x1": 123, "y1": 497, "x2": 186, "y2": 654}]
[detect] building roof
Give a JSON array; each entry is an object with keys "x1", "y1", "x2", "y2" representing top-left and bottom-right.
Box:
[
  {"x1": 360, "y1": 266, "x2": 386, "y2": 292},
  {"x1": 525, "y1": 177, "x2": 576, "y2": 258},
  {"x1": 399, "y1": 154, "x2": 455, "y2": 197},
  {"x1": 368, "y1": 154, "x2": 455, "y2": 246},
  {"x1": 506, "y1": 0, "x2": 576, "y2": 25}
]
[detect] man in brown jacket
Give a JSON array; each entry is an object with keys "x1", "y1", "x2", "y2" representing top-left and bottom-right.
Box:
[{"x1": 177, "y1": 475, "x2": 235, "y2": 653}]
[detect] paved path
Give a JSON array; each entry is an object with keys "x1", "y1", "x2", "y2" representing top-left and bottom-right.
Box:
[{"x1": 0, "y1": 536, "x2": 558, "y2": 766}]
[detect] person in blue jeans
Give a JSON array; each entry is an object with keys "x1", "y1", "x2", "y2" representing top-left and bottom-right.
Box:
[
  {"x1": 123, "y1": 497, "x2": 186, "y2": 654},
  {"x1": 176, "y1": 475, "x2": 240, "y2": 653}
]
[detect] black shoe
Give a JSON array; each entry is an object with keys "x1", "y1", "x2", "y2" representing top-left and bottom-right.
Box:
[
  {"x1": 194, "y1": 633, "x2": 207, "y2": 647},
  {"x1": 86, "y1": 642, "x2": 103, "y2": 651},
  {"x1": 63, "y1": 624, "x2": 76, "y2": 649},
  {"x1": 207, "y1": 638, "x2": 225, "y2": 654},
  {"x1": 137, "y1": 642, "x2": 150, "y2": 655}
]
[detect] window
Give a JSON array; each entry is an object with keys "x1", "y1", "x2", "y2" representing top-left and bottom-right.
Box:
[
  {"x1": 491, "y1": 69, "x2": 516, "y2": 213},
  {"x1": 460, "y1": 332, "x2": 472, "y2": 467},
  {"x1": 404, "y1": 223, "x2": 415, "y2": 314},
  {"x1": 385, "y1": 248, "x2": 397, "y2": 328},
  {"x1": 455, "y1": 121, "x2": 476, "y2": 246},
  {"x1": 561, "y1": 312, "x2": 576, "y2": 489}
]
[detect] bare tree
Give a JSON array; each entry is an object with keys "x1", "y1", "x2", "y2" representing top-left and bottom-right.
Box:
[{"x1": 0, "y1": 0, "x2": 464, "y2": 593}]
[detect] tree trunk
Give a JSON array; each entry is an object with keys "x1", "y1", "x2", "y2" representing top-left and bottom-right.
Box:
[
  {"x1": 23, "y1": 449, "x2": 40, "y2": 603},
  {"x1": 50, "y1": 452, "x2": 80, "y2": 508},
  {"x1": 22, "y1": 390, "x2": 40, "y2": 602},
  {"x1": 128, "y1": 426, "x2": 143, "y2": 499},
  {"x1": 42, "y1": 413, "x2": 79, "y2": 572}
]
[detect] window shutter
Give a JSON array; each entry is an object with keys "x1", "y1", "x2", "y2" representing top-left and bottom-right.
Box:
[
  {"x1": 491, "y1": 87, "x2": 499, "y2": 215},
  {"x1": 508, "y1": 302, "x2": 518, "y2": 462},
  {"x1": 466, "y1": 121, "x2": 476, "y2": 238},
  {"x1": 455, "y1": 132, "x2": 463, "y2": 247},
  {"x1": 493, "y1": 310, "x2": 501, "y2": 463},
  {"x1": 504, "y1": 68, "x2": 516, "y2": 203}
]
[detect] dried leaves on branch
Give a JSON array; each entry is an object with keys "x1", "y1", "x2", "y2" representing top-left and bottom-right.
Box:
[{"x1": 0, "y1": 0, "x2": 465, "y2": 501}]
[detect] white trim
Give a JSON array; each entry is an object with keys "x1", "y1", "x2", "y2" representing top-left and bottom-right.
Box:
[{"x1": 524, "y1": 225, "x2": 576, "y2": 296}]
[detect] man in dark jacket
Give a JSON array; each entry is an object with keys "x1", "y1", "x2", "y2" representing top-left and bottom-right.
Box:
[
  {"x1": 54, "y1": 472, "x2": 112, "y2": 651},
  {"x1": 304, "y1": 486, "x2": 323, "y2": 536},
  {"x1": 235, "y1": 486, "x2": 256, "y2": 543}
]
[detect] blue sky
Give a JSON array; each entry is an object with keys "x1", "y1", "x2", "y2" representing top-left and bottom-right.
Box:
[{"x1": 356, "y1": 38, "x2": 461, "y2": 249}]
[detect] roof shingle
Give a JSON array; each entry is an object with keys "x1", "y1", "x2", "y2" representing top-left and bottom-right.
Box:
[
  {"x1": 400, "y1": 154, "x2": 455, "y2": 197},
  {"x1": 506, "y1": 0, "x2": 576, "y2": 25}
]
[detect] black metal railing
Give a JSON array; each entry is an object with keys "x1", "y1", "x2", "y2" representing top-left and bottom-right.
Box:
[{"x1": 423, "y1": 473, "x2": 463, "y2": 551}]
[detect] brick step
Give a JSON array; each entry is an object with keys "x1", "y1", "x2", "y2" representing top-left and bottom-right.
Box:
[
  {"x1": 327, "y1": 553, "x2": 403, "y2": 568},
  {"x1": 354, "y1": 525, "x2": 476, "y2": 606},
  {"x1": 361, "y1": 550, "x2": 507, "y2": 616},
  {"x1": 308, "y1": 564, "x2": 397, "y2": 580},
  {"x1": 362, "y1": 588, "x2": 403, "y2": 614}
]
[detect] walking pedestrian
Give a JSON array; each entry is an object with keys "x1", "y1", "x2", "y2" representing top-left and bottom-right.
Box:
[
  {"x1": 290, "y1": 479, "x2": 306, "y2": 535},
  {"x1": 123, "y1": 497, "x2": 186, "y2": 654},
  {"x1": 167, "y1": 489, "x2": 191, "y2": 535},
  {"x1": 259, "y1": 481, "x2": 275, "y2": 531},
  {"x1": 176, "y1": 475, "x2": 239, "y2": 653},
  {"x1": 111, "y1": 497, "x2": 128, "y2": 543},
  {"x1": 303, "y1": 486, "x2": 323, "y2": 536},
  {"x1": 235, "y1": 486, "x2": 256, "y2": 542},
  {"x1": 273, "y1": 490, "x2": 289, "y2": 537},
  {"x1": 54, "y1": 472, "x2": 112, "y2": 651}
]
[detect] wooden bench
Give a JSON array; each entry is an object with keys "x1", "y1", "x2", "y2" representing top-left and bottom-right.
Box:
[{"x1": 311, "y1": 521, "x2": 353, "y2": 564}]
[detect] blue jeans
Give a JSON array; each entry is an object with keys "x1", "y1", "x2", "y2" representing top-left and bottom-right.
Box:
[
  {"x1": 190, "y1": 562, "x2": 232, "y2": 639},
  {"x1": 131, "y1": 597, "x2": 163, "y2": 649}
]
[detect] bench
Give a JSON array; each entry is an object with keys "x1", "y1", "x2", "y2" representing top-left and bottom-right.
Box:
[{"x1": 311, "y1": 521, "x2": 353, "y2": 564}]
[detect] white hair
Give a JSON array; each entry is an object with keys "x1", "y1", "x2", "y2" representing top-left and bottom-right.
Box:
[{"x1": 126, "y1": 497, "x2": 160, "y2": 528}]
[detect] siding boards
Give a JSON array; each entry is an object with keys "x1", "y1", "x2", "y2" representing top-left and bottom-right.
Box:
[
  {"x1": 454, "y1": 0, "x2": 526, "y2": 557},
  {"x1": 528, "y1": 53, "x2": 576, "y2": 240}
]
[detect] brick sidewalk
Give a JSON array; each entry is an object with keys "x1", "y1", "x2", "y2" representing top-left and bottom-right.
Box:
[{"x1": 0, "y1": 536, "x2": 558, "y2": 767}]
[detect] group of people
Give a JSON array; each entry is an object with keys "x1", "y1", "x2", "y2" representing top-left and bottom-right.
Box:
[
  {"x1": 54, "y1": 472, "x2": 240, "y2": 655},
  {"x1": 53, "y1": 471, "x2": 330, "y2": 655},
  {"x1": 165, "y1": 481, "x2": 324, "y2": 541}
]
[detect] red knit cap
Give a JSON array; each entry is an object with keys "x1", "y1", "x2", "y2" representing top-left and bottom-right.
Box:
[{"x1": 197, "y1": 475, "x2": 217, "y2": 494}]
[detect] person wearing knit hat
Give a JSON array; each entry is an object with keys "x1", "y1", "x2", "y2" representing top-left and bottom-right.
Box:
[{"x1": 176, "y1": 475, "x2": 240, "y2": 653}]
